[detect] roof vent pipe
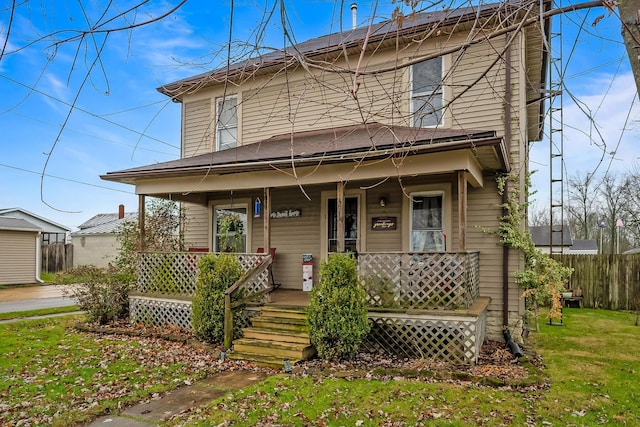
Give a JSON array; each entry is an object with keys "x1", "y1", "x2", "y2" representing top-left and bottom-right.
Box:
[
  {"x1": 350, "y1": 2, "x2": 357, "y2": 30},
  {"x1": 118, "y1": 204, "x2": 125, "y2": 219}
]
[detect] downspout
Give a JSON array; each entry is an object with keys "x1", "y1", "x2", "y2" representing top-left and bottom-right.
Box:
[
  {"x1": 139, "y1": 194, "x2": 146, "y2": 251},
  {"x1": 35, "y1": 232, "x2": 43, "y2": 283},
  {"x1": 502, "y1": 36, "x2": 512, "y2": 327}
]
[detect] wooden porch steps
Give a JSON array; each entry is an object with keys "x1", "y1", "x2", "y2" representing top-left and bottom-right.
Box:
[{"x1": 228, "y1": 305, "x2": 316, "y2": 368}]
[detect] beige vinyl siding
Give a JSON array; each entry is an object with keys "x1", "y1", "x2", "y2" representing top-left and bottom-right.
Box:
[
  {"x1": 264, "y1": 186, "x2": 324, "y2": 290},
  {"x1": 183, "y1": 99, "x2": 212, "y2": 158},
  {"x1": 183, "y1": 203, "x2": 209, "y2": 249},
  {"x1": 364, "y1": 180, "x2": 403, "y2": 253},
  {"x1": 181, "y1": 32, "x2": 528, "y2": 155},
  {"x1": 466, "y1": 178, "x2": 522, "y2": 316},
  {"x1": 449, "y1": 37, "x2": 507, "y2": 133},
  {"x1": 241, "y1": 68, "x2": 401, "y2": 145},
  {"x1": 0, "y1": 230, "x2": 38, "y2": 285}
]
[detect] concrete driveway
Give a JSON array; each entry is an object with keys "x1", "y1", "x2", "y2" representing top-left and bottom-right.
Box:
[{"x1": 0, "y1": 285, "x2": 76, "y2": 313}]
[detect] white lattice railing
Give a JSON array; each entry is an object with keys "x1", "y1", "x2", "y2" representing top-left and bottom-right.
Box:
[
  {"x1": 358, "y1": 252, "x2": 480, "y2": 310},
  {"x1": 364, "y1": 308, "x2": 488, "y2": 364},
  {"x1": 132, "y1": 251, "x2": 271, "y2": 335},
  {"x1": 135, "y1": 252, "x2": 268, "y2": 297},
  {"x1": 129, "y1": 296, "x2": 260, "y2": 335}
]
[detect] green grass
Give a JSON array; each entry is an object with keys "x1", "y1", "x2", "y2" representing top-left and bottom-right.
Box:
[
  {"x1": 3, "y1": 308, "x2": 639, "y2": 426},
  {"x1": 529, "y1": 309, "x2": 640, "y2": 425},
  {"x1": 0, "y1": 315, "x2": 215, "y2": 426},
  {"x1": 40, "y1": 272, "x2": 56, "y2": 282},
  {"x1": 182, "y1": 376, "x2": 528, "y2": 426},
  {"x1": 0, "y1": 305, "x2": 80, "y2": 321},
  {"x1": 171, "y1": 308, "x2": 640, "y2": 426}
]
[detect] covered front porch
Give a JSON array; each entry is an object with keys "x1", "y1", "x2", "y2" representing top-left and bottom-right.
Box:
[{"x1": 104, "y1": 123, "x2": 509, "y2": 364}]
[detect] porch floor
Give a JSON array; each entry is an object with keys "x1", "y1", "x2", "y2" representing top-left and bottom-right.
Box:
[{"x1": 269, "y1": 289, "x2": 310, "y2": 307}]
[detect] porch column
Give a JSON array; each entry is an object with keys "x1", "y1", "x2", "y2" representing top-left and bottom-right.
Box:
[
  {"x1": 263, "y1": 187, "x2": 271, "y2": 252},
  {"x1": 457, "y1": 172, "x2": 467, "y2": 251},
  {"x1": 337, "y1": 181, "x2": 345, "y2": 253},
  {"x1": 138, "y1": 194, "x2": 146, "y2": 251}
]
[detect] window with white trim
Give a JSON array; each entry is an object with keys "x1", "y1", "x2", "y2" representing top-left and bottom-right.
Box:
[
  {"x1": 411, "y1": 57, "x2": 443, "y2": 127},
  {"x1": 216, "y1": 96, "x2": 238, "y2": 151},
  {"x1": 213, "y1": 205, "x2": 247, "y2": 252},
  {"x1": 410, "y1": 192, "x2": 445, "y2": 251}
]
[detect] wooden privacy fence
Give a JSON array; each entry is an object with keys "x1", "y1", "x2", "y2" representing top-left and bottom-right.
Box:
[
  {"x1": 552, "y1": 254, "x2": 640, "y2": 311},
  {"x1": 41, "y1": 243, "x2": 73, "y2": 273}
]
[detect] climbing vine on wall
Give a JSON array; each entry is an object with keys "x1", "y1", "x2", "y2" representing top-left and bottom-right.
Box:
[{"x1": 487, "y1": 172, "x2": 573, "y2": 331}]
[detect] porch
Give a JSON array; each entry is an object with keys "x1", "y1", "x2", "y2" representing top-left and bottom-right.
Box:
[{"x1": 129, "y1": 250, "x2": 489, "y2": 364}]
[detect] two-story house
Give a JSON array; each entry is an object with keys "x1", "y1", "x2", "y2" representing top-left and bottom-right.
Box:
[{"x1": 103, "y1": 0, "x2": 549, "y2": 364}]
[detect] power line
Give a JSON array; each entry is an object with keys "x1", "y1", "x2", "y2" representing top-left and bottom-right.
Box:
[
  {"x1": 0, "y1": 163, "x2": 134, "y2": 194},
  {"x1": 7, "y1": 110, "x2": 178, "y2": 157},
  {"x1": 0, "y1": 73, "x2": 179, "y2": 149}
]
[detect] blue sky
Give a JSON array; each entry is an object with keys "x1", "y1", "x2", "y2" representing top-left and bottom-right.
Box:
[{"x1": 0, "y1": 1, "x2": 636, "y2": 230}]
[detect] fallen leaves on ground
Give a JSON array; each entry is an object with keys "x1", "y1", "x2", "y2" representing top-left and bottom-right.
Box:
[
  {"x1": 1, "y1": 319, "x2": 539, "y2": 426},
  {"x1": 292, "y1": 340, "x2": 531, "y2": 385},
  {"x1": 0, "y1": 320, "x2": 273, "y2": 426}
]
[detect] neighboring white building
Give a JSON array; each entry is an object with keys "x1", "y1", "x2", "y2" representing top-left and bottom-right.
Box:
[{"x1": 71, "y1": 205, "x2": 137, "y2": 268}]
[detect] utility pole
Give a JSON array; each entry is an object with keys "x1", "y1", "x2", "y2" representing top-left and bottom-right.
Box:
[{"x1": 619, "y1": 0, "x2": 640, "y2": 95}]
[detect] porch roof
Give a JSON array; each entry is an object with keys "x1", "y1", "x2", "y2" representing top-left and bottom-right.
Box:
[{"x1": 101, "y1": 123, "x2": 506, "y2": 186}]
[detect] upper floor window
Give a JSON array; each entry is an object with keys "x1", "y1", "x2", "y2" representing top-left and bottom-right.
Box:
[
  {"x1": 411, "y1": 57, "x2": 443, "y2": 127},
  {"x1": 216, "y1": 96, "x2": 238, "y2": 151}
]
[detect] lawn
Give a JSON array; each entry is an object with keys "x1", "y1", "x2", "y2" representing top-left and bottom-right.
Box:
[
  {"x1": 1, "y1": 309, "x2": 639, "y2": 426},
  {"x1": 530, "y1": 309, "x2": 640, "y2": 425},
  {"x1": 0, "y1": 315, "x2": 219, "y2": 426},
  {"x1": 170, "y1": 308, "x2": 640, "y2": 426}
]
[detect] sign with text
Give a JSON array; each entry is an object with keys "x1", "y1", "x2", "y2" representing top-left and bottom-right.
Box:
[
  {"x1": 372, "y1": 216, "x2": 397, "y2": 230},
  {"x1": 270, "y1": 209, "x2": 302, "y2": 219}
]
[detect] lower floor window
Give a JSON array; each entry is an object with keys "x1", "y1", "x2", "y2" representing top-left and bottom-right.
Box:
[
  {"x1": 213, "y1": 205, "x2": 247, "y2": 252},
  {"x1": 410, "y1": 193, "x2": 445, "y2": 251}
]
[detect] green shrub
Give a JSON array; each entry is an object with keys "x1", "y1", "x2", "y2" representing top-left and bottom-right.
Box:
[
  {"x1": 307, "y1": 253, "x2": 370, "y2": 361},
  {"x1": 191, "y1": 254, "x2": 242, "y2": 344},
  {"x1": 57, "y1": 265, "x2": 134, "y2": 324}
]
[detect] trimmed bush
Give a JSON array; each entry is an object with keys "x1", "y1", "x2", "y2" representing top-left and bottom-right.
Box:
[
  {"x1": 307, "y1": 253, "x2": 370, "y2": 361},
  {"x1": 57, "y1": 266, "x2": 133, "y2": 324},
  {"x1": 191, "y1": 254, "x2": 242, "y2": 344}
]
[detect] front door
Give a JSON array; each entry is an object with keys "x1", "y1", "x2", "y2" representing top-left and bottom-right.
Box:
[{"x1": 327, "y1": 197, "x2": 359, "y2": 253}]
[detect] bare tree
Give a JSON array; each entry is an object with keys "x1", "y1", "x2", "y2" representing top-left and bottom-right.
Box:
[
  {"x1": 566, "y1": 171, "x2": 600, "y2": 240},
  {"x1": 619, "y1": 164, "x2": 640, "y2": 248},
  {"x1": 599, "y1": 174, "x2": 629, "y2": 253},
  {"x1": 528, "y1": 204, "x2": 551, "y2": 227}
]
